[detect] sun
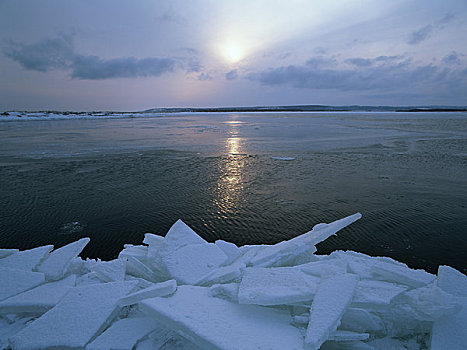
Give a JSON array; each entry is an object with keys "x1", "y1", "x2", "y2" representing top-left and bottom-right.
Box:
[{"x1": 221, "y1": 42, "x2": 245, "y2": 63}]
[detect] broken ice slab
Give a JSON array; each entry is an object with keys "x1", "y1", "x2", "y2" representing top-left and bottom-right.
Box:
[
  {"x1": 118, "y1": 245, "x2": 148, "y2": 261},
  {"x1": 208, "y1": 283, "x2": 240, "y2": 302},
  {"x1": 139, "y1": 285, "x2": 304, "y2": 350},
  {"x1": 194, "y1": 262, "x2": 245, "y2": 286},
  {"x1": 144, "y1": 233, "x2": 164, "y2": 261},
  {"x1": 0, "y1": 274, "x2": 76, "y2": 314},
  {"x1": 238, "y1": 267, "x2": 319, "y2": 306},
  {"x1": 215, "y1": 240, "x2": 242, "y2": 266},
  {"x1": 327, "y1": 330, "x2": 369, "y2": 342},
  {"x1": 118, "y1": 279, "x2": 177, "y2": 306},
  {"x1": 86, "y1": 317, "x2": 161, "y2": 350},
  {"x1": 352, "y1": 280, "x2": 408, "y2": 308},
  {"x1": 161, "y1": 243, "x2": 228, "y2": 285},
  {"x1": 430, "y1": 266, "x2": 467, "y2": 350},
  {"x1": 0, "y1": 245, "x2": 53, "y2": 272},
  {"x1": 36, "y1": 238, "x2": 90, "y2": 281},
  {"x1": 91, "y1": 259, "x2": 126, "y2": 282},
  {"x1": 135, "y1": 326, "x2": 202, "y2": 350},
  {"x1": 249, "y1": 213, "x2": 361, "y2": 268},
  {"x1": 9, "y1": 281, "x2": 137, "y2": 350},
  {"x1": 370, "y1": 260, "x2": 435, "y2": 288},
  {"x1": 305, "y1": 274, "x2": 359, "y2": 350},
  {"x1": 298, "y1": 259, "x2": 348, "y2": 278},
  {"x1": 0, "y1": 249, "x2": 18, "y2": 259},
  {"x1": 160, "y1": 220, "x2": 208, "y2": 254},
  {"x1": 340, "y1": 308, "x2": 383, "y2": 333},
  {"x1": 0, "y1": 268, "x2": 45, "y2": 302},
  {"x1": 121, "y1": 256, "x2": 164, "y2": 282}
]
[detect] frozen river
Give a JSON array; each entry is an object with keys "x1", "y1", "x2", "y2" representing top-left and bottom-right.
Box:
[{"x1": 0, "y1": 111, "x2": 466, "y2": 273}]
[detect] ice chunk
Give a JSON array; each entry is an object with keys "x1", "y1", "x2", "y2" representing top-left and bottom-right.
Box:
[
  {"x1": 305, "y1": 274, "x2": 359, "y2": 350},
  {"x1": 0, "y1": 245, "x2": 53, "y2": 271},
  {"x1": 238, "y1": 267, "x2": 319, "y2": 306},
  {"x1": 144, "y1": 233, "x2": 164, "y2": 261},
  {"x1": 430, "y1": 266, "x2": 467, "y2": 350},
  {"x1": 135, "y1": 326, "x2": 202, "y2": 350},
  {"x1": 394, "y1": 284, "x2": 460, "y2": 321},
  {"x1": 92, "y1": 259, "x2": 126, "y2": 282},
  {"x1": 353, "y1": 280, "x2": 408, "y2": 307},
  {"x1": 118, "y1": 280, "x2": 177, "y2": 306},
  {"x1": 9, "y1": 281, "x2": 137, "y2": 349},
  {"x1": 121, "y1": 256, "x2": 163, "y2": 282},
  {"x1": 162, "y1": 243, "x2": 227, "y2": 285},
  {"x1": 0, "y1": 315, "x2": 35, "y2": 349},
  {"x1": 327, "y1": 330, "x2": 369, "y2": 341},
  {"x1": 195, "y1": 262, "x2": 245, "y2": 286},
  {"x1": 0, "y1": 274, "x2": 76, "y2": 314},
  {"x1": 299, "y1": 259, "x2": 348, "y2": 277},
  {"x1": 208, "y1": 283, "x2": 240, "y2": 302},
  {"x1": 215, "y1": 240, "x2": 242, "y2": 265},
  {"x1": 250, "y1": 213, "x2": 361, "y2": 268},
  {"x1": 370, "y1": 260, "x2": 435, "y2": 288},
  {"x1": 139, "y1": 285, "x2": 304, "y2": 350},
  {"x1": 162, "y1": 219, "x2": 208, "y2": 250},
  {"x1": 86, "y1": 317, "x2": 161, "y2": 350},
  {"x1": 437, "y1": 265, "x2": 467, "y2": 297},
  {"x1": 118, "y1": 245, "x2": 148, "y2": 260},
  {"x1": 36, "y1": 238, "x2": 90, "y2": 280},
  {"x1": 0, "y1": 249, "x2": 18, "y2": 259},
  {"x1": 0, "y1": 268, "x2": 45, "y2": 302},
  {"x1": 340, "y1": 307, "x2": 383, "y2": 333}
]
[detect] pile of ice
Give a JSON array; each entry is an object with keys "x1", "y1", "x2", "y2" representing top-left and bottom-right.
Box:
[{"x1": 0, "y1": 213, "x2": 465, "y2": 350}]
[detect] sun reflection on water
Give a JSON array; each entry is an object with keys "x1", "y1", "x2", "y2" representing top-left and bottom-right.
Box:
[{"x1": 212, "y1": 122, "x2": 247, "y2": 219}]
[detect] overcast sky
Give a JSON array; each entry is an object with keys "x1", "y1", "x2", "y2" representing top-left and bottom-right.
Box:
[{"x1": 1, "y1": 0, "x2": 466, "y2": 111}]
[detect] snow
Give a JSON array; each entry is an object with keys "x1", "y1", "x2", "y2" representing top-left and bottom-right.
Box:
[
  {"x1": 0, "y1": 213, "x2": 465, "y2": 349},
  {"x1": 36, "y1": 237, "x2": 90, "y2": 280}
]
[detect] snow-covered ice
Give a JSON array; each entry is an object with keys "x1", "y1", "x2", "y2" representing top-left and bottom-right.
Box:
[{"x1": 0, "y1": 213, "x2": 465, "y2": 349}]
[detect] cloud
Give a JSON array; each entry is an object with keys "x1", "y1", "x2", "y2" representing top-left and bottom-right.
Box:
[
  {"x1": 225, "y1": 69, "x2": 238, "y2": 80},
  {"x1": 4, "y1": 36, "x2": 183, "y2": 80},
  {"x1": 247, "y1": 55, "x2": 466, "y2": 94},
  {"x1": 70, "y1": 56, "x2": 176, "y2": 79},
  {"x1": 442, "y1": 51, "x2": 463, "y2": 65},
  {"x1": 4, "y1": 36, "x2": 73, "y2": 72},
  {"x1": 197, "y1": 72, "x2": 212, "y2": 81},
  {"x1": 407, "y1": 13, "x2": 455, "y2": 45}
]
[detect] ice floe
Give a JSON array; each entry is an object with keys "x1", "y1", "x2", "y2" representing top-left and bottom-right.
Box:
[{"x1": 0, "y1": 213, "x2": 465, "y2": 349}]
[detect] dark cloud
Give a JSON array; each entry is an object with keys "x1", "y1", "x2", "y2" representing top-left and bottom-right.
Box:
[
  {"x1": 70, "y1": 56, "x2": 176, "y2": 79},
  {"x1": 442, "y1": 51, "x2": 463, "y2": 65},
  {"x1": 407, "y1": 13, "x2": 455, "y2": 45},
  {"x1": 225, "y1": 69, "x2": 238, "y2": 80},
  {"x1": 407, "y1": 25, "x2": 433, "y2": 45},
  {"x1": 4, "y1": 36, "x2": 73, "y2": 72},
  {"x1": 4, "y1": 36, "x2": 182, "y2": 80},
  {"x1": 197, "y1": 72, "x2": 212, "y2": 81},
  {"x1": 248, "y1": 55, "x2": 466, "y2": 94}
]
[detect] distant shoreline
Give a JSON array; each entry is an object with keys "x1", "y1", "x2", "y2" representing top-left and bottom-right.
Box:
[{"x1": 2, "y1": 105, "x2": 467, "y2": 115}]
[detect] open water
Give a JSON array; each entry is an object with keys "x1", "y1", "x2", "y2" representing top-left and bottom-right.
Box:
[{"x1": 0, "y1": 112, "x2": 466, "y2": 273}]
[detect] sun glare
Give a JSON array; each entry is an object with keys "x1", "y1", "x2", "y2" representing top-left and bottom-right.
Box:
[{"x1": 222, "y1": 42, "x2": 245, "y2": 63}]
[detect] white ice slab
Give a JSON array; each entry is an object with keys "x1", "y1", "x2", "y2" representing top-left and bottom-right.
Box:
[
  {"x1": 305, "y1": 274, "x2": 359, "y2": 350},
  {"x1": 139, "y1": 285, "x2": 304, "y2": 350},
  {"x1": 215, "y1": 240, "x2": 242, "y2": 265},
  {"x1": 195, "y1": 262, "x2": 245, "y2": 286},
  {"x1": 9, "y1": 281, "x2": 137, "y2": 349},
  {"x1": 86, "y1": 317, "x2": 161, "y2": 350},
  {"x1": 208, "y1": 283, "x2": 240, "y2": 302},
  {"x1": 0, "y1": 245, "x2": 53, "y2": 271},
  {"x1": 37, "y1": 238, "x2": 90, "y2": 280},
  {"x1": 352, "y1": 279, "x2": 408, "y2": 307},
  {"x1": 135, "y1": 326, "x2": 202, "y2": 350},
  {"x1": 118, "y1": 279, "x2": 177, "y2": 306},
  {"x1": 430, "y1": 266, "x2": 467, "y2": 350},
  {"x1": 340, "y1": 307, "x2": 383, "y2": 333},
  {"x1": 0, "y1": 249, "x2": 18, "y2": 259},
  {"x1": 162, "y1": 219, "x2": 208, "y2": 250},
  {"x1": 328, "y1": 330, "x2": 369, "y2": 341},
  {"x1": 238, "y1": 267, "x2": 319, "y2": 305},
  {"x1": 144, "y1": 233, "x2": 164, "y2": 261},
  {"x1": 121, "y1": 256, "x2": 163, "y2": 282},
  {"x1": 118, "y1": 245, "x2": 148, "y2": 260},
  {"x1": 92, "y1": 259, "x2": 126, "y2": 282},
  {"x1": 370, "y1": 260, "x2": 435, "y2": 288},
  {"x1": 162, "y1": 243, "x2": 227, "y2": 285},
  {"x1": 0, "y1": 268, "x2": 45, "y2": 302},
  {"x1": 0, "y1": 274, "x2": 76, "y2": 314},
  {"x1": 299, "y1": 259, "x2": 348, "y2": 277},
  {"x1": 250, "y1": 213, "x2": 361, "y2": 268}
]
